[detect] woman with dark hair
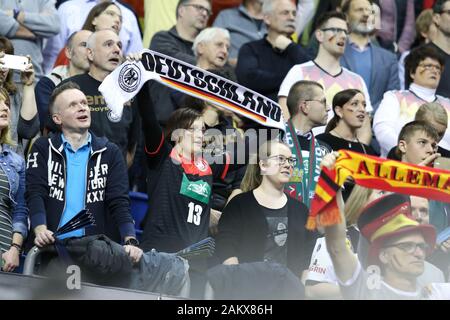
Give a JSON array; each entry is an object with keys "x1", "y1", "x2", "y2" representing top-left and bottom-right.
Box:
[
  {"x1": 374, "y1": 45, "x2": 450, "y2": 157},
  {"x1": 81, "y1": 1, "x2": 122, "y2": 33},
  {"x1": 316, "y1": 89, "x2": 377, "y2": 155},
  {"x1": 136, "y1": 78, "x2": 242, "y2": 297},
  {"x1": 0, "y1": 37, "x2": 39, "y2": 156},
  {"x1": 0, "y1": 88, "x2": 28, "y2": 272},
  {"x1": 184, "y1": 96, "x2": 247, "y2": 215},
  {"x1": 215, "y1": 139, "x2": 314, "y2": 277},
  {"x1": 133, "y1": 75, "x2": 241, "y2": 255},
  {"x1": 52, "y1": 1, "x2": 122, "y2": 68}
]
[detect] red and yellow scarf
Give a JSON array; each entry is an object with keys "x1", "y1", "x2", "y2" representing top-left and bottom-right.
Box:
[{"x1": 307, "y1": 150, "x2": 450, "y2": 230}]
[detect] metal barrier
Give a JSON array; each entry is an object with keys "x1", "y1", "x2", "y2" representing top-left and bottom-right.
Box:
[{"x1": 22, "y1": 245, "x2": 56, "y2": 276}]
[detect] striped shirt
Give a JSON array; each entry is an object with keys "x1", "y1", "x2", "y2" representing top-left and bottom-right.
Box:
[{"x1": 0, "y1": 167, "x2": 12, "y2": 253}]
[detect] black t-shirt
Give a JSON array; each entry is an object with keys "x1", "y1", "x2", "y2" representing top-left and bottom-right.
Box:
[
  {"x1": 137, "y1": 82, "x2": 226, "y2": 253},
  {"x1": 59, "y1": 74, "x2": 140, "y2": 161},
  {"x1": 141, "y1": 143, "x2": 215, "y2": 253},
  {"x1": 427, "y1": 42, "x2": 450, "y2": 98},
  {"x1": 317, "y1": 133, "x2": 377, "y2": 201},
  {"x1": 316, "y1": 133, "x2": 378, "y2": 156},
  {"x1": 216, "y1": 191, "x2": 317, "y2": 275},
  {"x1": 203, "y1": 118, "x2": 247, "y2": 211},
  {"x1": 262, "y1": 203, "x2": 288, "y2": 267}
]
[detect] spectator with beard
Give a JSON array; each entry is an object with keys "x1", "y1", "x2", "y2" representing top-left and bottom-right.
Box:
[{"x1": 340, "y1": 0, "x2": 399, "y2": 111}]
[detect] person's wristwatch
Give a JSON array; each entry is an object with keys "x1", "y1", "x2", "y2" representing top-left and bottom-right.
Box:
[{"x1": 124, "y1": 238, "x2": 139, "y2": 247}]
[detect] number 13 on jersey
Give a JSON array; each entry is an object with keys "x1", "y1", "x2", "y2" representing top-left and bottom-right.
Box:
[{"x1": 187, "y1": 202, "x2": 203, "y2": 226}]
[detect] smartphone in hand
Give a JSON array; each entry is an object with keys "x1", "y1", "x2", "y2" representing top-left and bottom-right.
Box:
[{"x1": 1, "y1": 54, "x2": 28, "y2": 71}]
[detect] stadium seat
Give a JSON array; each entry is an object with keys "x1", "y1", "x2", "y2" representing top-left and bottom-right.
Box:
[{"x1": 129, "y1": 191, "x2": 148, "y2": 241}]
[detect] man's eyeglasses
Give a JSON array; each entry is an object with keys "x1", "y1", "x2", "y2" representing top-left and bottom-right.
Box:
[
  {"x1": 305, "y1": 98, "x2": 327, "y2": 107},
  {"x1": 385, "y1": 241, "x2": 430, "y2": 254},
  {"x1": 184, "y1": 3, "x2": 212, "y2": 16},
  {"x1": 418, "y1": 63, "x2": 442, "y2": 73},
  {"x1": 321, "y1": 27, "x2": 349, "y2": 36},
  {"x1": 266, "y1": 155, "x2": 297, "y2": 167}
]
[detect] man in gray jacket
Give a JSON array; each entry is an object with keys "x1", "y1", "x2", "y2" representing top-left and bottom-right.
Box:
[{"x1": 0, "y1": 0, "x2": 60, "y2": 81}]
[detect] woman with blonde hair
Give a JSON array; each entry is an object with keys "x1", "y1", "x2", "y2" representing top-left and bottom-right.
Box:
[
  {"x1": 216, "y1": 139, "x2": 315, "y2": 277},
  {"x1": 0, "y1": 88, "x2": 28, "y2": 272}
]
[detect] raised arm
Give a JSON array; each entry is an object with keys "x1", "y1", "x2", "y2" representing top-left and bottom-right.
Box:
[
  {"x1": 18, "y1": 56, "x2": 39, "y2": 139},
  {"x1": 136, "y1": 81, "x2": 171, "y2": 167},
  {"x1": 320, "y1": 152, "x2": 358, "y2": 282}
]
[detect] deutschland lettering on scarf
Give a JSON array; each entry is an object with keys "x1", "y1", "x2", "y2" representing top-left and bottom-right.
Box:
[
  {"x1": 99, "y1": 49, "x2": 285, "y2": 131},
  {"x1": 307, "y1": 150, "x2": 450, "y2": 230}
]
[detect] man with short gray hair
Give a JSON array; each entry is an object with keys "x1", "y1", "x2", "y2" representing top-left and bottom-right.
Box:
[
  {"x1": 193, "y1": 27, "x2": 230, "y2": 70},
  {"x1": 236, "y1": 0, "x2": 310, "y2": 101}
]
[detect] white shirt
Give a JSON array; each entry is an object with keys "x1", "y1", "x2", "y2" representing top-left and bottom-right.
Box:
[
  {"x1": 279, "y1": 61, "x2": 373, "y2": 135},
  {"x1": 373, "y1": 83, "x2": 450, "y2": 157}
]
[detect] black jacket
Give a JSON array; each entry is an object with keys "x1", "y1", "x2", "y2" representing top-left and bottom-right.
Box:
[
  {"x1": 236, "y1": 37, "x2": 310, "y2": 101},
  {"x1": 25, "y1": 132, "x2": 135, "y2": 242},
  {"x1": 216, "y1": 191, "x2": 317, "y2": 275},
  {"x1": 150, "y1": 26, "x2": 196, "y2": 65}
]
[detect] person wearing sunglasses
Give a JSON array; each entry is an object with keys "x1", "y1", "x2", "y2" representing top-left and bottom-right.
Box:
[
  {"x1": 374, "y1": 45, "x2": 450, "y2": 157},
  {"x1": 216, "y1": 139, "x2": 316, "y2": 281}
]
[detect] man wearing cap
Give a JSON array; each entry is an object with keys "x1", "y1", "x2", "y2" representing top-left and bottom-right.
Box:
[{"x1": 321, "y1": 153, "x2": 446, "y2": 299}]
